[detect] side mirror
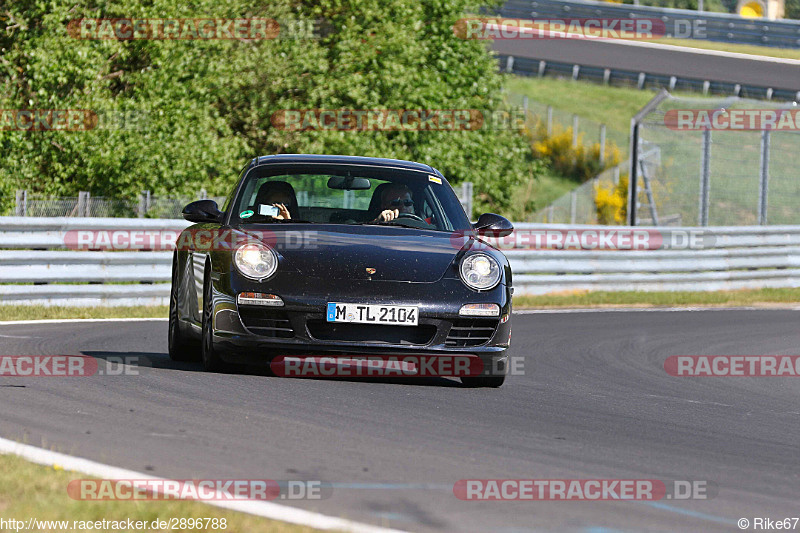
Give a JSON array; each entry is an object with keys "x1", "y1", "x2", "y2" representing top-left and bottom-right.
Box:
[
  {"x1": 473, "y1": 213, "x2": 513, "y2": 238},
  {"x1": 182, "y1": 200, "x2": 223, "y2": 224}
]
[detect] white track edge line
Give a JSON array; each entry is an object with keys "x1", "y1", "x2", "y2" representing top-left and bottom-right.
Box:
[{"x1": 0, "y1": 437, "x2": 407, "y2": 533}]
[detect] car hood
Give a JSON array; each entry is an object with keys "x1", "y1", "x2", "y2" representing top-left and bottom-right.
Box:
[{"x1": 239, "y1": 224, "x2": 465, "y2": 282}]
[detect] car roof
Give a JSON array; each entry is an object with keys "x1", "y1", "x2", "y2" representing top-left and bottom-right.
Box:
[{"x1": 255, "y1": 154, "x2": 437, "y2": 174}]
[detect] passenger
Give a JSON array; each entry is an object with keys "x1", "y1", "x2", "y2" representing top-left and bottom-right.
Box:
[{"x1": 254, "y1": 181, "x2": 298, "y2": 220}]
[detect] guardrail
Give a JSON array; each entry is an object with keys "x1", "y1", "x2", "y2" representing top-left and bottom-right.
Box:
[
  {"x1": 2, "y1": 218, "x2": 800, "y2": 304},
  {"x1": 497, "y1": 54, "x2": 800, "y2": 102},
  {"x1": 498, "y1": 0, "x2": 800, "y2": 48},
  {"x1": 0, "y1": 217, "x2": 191, "y2": 249},
  {"x1": 0, "y1": 217, "x2": 188, "y2": 306},
  {"x1": 508, "y1": 223, "x2": 800, "y2": 294}
]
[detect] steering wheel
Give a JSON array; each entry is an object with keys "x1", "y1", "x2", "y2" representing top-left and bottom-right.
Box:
[{"x1": 396, "y1": 212, "x2": 425, "y2": 222}]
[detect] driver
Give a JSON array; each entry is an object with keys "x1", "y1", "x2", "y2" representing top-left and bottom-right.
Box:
[{"x1": 373, "y1": 184, "x2": 415, "y2": 223}]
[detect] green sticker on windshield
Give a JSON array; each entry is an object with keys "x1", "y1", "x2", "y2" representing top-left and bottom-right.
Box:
[{"x1": 240, "y1": 210, "x2": 254, "y2": 219}]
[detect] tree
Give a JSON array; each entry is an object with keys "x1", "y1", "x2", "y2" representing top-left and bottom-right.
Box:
[{"x1": 1, "y1": 0, "x2": 536, "y2": 216}]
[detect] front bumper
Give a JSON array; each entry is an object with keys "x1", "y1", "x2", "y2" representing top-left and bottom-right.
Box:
[{"x1": 208, "y1": 277, "x2": 512, "y2": 374}]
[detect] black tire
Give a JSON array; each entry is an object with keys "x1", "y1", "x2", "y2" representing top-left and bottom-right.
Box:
[
  {"x1": 168, "y1": 254, "x2": 200, "y2": 362},
  {"x1": 201, "y1": 266, "x2": 232, "y2": 373},
  {"x1": 460, "y1": 375, "x2": 506, "y2": 388}
]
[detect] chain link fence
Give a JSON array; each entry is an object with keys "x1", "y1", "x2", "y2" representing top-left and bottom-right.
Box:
[
  {"x1": 530, "y1": 90, "x2": 800, "y2": 226},
  {"x1": 507, "y1": 93, "x2": 629, "y2": 162},
  {"x1": 506, "y1": 92, "x2": 630, "y2": 224},
  {"x1": 630, "y1": 91, "x2": 800, "y2": 226},
  {"x1": 12, "y1": 190, "x2": 226, "y2": 219},
  {"x1": 529, "y1": 161, "x2": 629, "y2": 224}
]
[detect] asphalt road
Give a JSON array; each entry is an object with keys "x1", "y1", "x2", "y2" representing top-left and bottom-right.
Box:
[
  {"x1": 491, "y1": 38, "x2": 800, "y2": 91},
  {"x1": 2, "y1": 310, "x2": 800, "y2": 532}
]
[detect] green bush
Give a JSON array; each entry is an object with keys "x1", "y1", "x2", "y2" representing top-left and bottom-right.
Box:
[{"x1": 786, "y1": 0, "x2": 800, "y2": 19}]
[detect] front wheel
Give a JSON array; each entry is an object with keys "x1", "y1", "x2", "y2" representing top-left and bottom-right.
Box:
[
  {"x1": 201, "y1": 269, "x2": 232, "y2": 373},
  {"x1": 461, "y1": 375, "x2": 506, "y2": 388}
]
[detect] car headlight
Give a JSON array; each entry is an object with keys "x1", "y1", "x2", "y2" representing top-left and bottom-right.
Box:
[
  {"x1": 459, "y1": 253, "x2": 501, "y2": 291},
  {"x1": 234, "y1": 242, "x2": 277, "y2": 280}
]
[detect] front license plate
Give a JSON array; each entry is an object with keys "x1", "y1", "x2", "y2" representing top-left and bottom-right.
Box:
[{"x1": 326, "y1": 303, "x2": 418, "y2": 326}]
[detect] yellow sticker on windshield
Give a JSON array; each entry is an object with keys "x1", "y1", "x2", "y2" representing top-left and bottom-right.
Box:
[{"x1": 428, "y1": 175, "x2": 442, "y2": 184}]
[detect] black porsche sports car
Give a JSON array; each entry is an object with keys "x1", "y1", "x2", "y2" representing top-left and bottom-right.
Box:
[{"x1": 168, "y1": 154, "x2": 513, "y2": 387}]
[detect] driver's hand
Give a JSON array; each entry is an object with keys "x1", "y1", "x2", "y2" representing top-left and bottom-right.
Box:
[
  {"x1": 274, "y1": 203, "x2": 291, "y2": 220},
  {"x1": 375, "y1": 209, "x2": 399, "y2": 222}
]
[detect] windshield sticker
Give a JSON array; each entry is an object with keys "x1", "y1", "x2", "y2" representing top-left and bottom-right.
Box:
[
  {"x1": 428, "y1": 175, "x2": 442, "y2": 184},
  {"x1": 239, "y1": 210, "x2": 254, "y2": 219}
]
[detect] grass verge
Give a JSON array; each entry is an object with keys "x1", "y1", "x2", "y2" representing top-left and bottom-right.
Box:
[
  {"x1": 513, "y1": 288, "x2": 800, "y2": 308},
  {"x1": 506, "y1": 166, "x2": 577, "y2": 221},
  {"x1": 650, "y1": 37, "x2": 800, "y2": 60},
  {"x1": 0, "y1": 453, "x2": 321, "y2": 533},
  {"x1": 0, "y1": 305, "x2": 168, "y2": 321},
  {"x1": 506, "y1": 76, "x2": 659, "y2": 133}
]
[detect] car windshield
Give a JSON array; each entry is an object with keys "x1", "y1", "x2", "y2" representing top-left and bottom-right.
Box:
[{"x1": 230, "y1": 164, "x2": 472, "y2": 232}]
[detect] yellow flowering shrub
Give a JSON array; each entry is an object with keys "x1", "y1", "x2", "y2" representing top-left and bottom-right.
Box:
[
  {"x1": 531, "y1": 122, "x2": 621, "y2": 183},
  {"x1": 594, "y1": 174, "x2": 629, "y2": 224}
]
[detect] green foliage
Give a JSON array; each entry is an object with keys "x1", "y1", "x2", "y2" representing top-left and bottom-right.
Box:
[
  {"x1": 0, "y1": 0, "x2": 536, "y2": 217},
  {"x1": 0, "y1": 0, "x2": 254, "y2": 211},
  {"x1": 786, "y1": 0, "x2": 800, "y2": 19}
]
